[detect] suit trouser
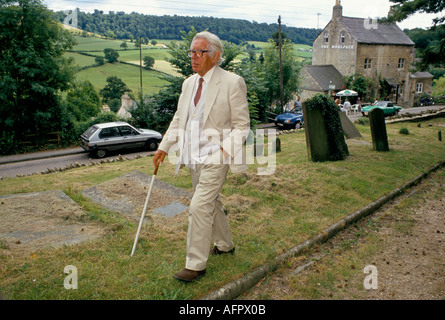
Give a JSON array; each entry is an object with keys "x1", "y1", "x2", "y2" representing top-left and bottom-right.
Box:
[{"x1": 185, "y1": 156, "x2": 234, "y2": 271}]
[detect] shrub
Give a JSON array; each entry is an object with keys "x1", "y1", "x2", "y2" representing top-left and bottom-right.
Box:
[{"x1": 399, "y1": 128, "x2": 410, "y2": 135}]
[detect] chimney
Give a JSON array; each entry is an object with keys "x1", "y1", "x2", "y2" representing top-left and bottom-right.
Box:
[{"x1": 333, "y1": 0, "x2": 343, "y2": 20}]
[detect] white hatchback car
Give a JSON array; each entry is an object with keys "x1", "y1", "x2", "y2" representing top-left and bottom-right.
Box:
[{"x1": 80, "y1": 122, "x2": 162, "y2": 158}]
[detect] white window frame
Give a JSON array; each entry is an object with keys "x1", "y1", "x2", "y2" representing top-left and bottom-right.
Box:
[{"x1": 416, "y1": 82, "x2": 423, "y2": 93}]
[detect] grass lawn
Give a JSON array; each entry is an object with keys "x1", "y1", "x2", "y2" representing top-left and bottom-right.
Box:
[
  {"x1": 0, "y1": 117, "x2": 444, "y2": 299},
  {"x1": 75, "y1": 62, "x2": 169, "y2": 96}
]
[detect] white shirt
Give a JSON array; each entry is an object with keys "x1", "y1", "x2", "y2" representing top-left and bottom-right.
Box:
[{"x1": 182, "y1": 66, "x2": 221, "y2": 169}]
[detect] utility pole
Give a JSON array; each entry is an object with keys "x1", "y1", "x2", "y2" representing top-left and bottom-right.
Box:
[
  {"x1": 317, "y1": 13, "x2": 321, "y2": 29},
  {"x1": 278, "y1": 15, "x2": 284, "y2": 113},
  {"x1": 139, "y1": 37, "x2": 143, "y2": 96}
]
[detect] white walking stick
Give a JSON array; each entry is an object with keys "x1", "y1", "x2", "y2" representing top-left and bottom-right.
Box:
[{"x1": 131, "y1": 161, "x2": 160, "y2": 256}]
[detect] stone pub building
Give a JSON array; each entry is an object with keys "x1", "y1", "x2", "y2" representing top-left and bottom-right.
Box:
[{"x1": 301, "y1": 0, "x2": 433, "y2": 107}]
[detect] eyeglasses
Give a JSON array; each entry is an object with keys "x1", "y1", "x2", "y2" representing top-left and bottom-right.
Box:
[{"x1": 187, "y1": 49, "x2": 211, "y2": 58}]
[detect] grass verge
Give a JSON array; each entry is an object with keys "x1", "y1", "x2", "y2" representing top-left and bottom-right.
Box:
[{"x1": 0, "y1": 118, "x2": 444, "y2": 299}]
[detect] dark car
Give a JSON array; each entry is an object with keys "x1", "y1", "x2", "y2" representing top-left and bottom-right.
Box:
[
  {"x1": 274, "y1": 107, "x2": 304, "y2": 130},
  {"x1": 80, "y1": 122, "x2": 162, "y2": 158}
]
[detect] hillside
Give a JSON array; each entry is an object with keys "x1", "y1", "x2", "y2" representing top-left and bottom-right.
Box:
[{"x1": 53, "y1": 10, "x2": 319, "y2": 45}]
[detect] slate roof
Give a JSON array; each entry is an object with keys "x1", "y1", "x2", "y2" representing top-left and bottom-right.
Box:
[
  {"x1": 410, "y1": 71, "x2": 434, "y2": 79},
  {"x1": 304, "y1": 65, "x2": 345, "y2": 91},
  {"x1": 341, "y1": 16, "x2": 414, "y2": 46}
]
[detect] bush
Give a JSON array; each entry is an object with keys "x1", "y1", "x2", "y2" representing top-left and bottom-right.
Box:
[
  {"x1": 74, "y1": 112, "x2": 122, "y2": 137},
  {"x1": 399, "y1": 128, "x2": 410, "y2": 135}
]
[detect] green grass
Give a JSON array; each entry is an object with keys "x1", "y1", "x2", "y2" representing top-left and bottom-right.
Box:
[
  {"x1": 75, "y1": 62, "x2": 169, "y2": 96},
  {"x1": 0, "y1": 116, "x2": 444, "y2": 299}
]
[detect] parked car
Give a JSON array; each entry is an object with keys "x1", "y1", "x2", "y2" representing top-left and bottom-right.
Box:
[
  {"x1": 80, "y1": 122, "x2": 162, "y2": 158},
  {"x1": 362, "y1": 101, "x2": 402, "y2": 117},
  {"x1": 274, "y1": 107, "x2": 304, "y2": 130},
  {"x1": 419, "y1": 96, "x2": 434, "y2": 106}
]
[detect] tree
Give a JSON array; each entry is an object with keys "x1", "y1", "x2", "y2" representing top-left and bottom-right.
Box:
[
  {"x1": 386, "y1": 0, "x2": 445, "y2": 68},
  {"x1": 143, "y1": 56, "x2": 155, "y2": 69},
  {"x1": 99, "y1": 76, "x2": 131, "y2": 104},
  {"x1": 103, "y1": 48, "x2": 119, "y2": 63},
  {"x1": 64, "y1": 80, "x2": 101, "y2": 121},
  {"x1": 120, "y1": 41, "x2": 128, "y2": 50},
  {"x1": 0, "y1": 0, "x2": 76, "y2": 153},
  {"x1": 432, "y1": 76, "x2": 445, "y2": 96},
  {"x1": 263, "y1": 38, "x2": 302, "y2": 111}
]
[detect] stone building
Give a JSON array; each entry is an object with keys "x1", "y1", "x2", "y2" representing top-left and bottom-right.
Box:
[
  {"x1": 302, "y1": 0, "x2": 433, "y2": 107},
  {"x1": 300, "y1": 65, "x2": 345, "y2": 101}
]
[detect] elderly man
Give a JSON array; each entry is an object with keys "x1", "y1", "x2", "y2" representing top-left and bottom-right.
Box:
[{"x1": 153, "y1": 31, "x2": 250, "y2": 282}]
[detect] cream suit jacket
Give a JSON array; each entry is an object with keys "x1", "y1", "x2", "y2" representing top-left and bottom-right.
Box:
[{"x1": 158, "y1": 66, "x2": 250, "y2": 174}]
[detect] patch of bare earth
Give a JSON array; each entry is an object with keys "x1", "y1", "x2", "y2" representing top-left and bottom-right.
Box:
[
  {"x1": 241, "y1": 170, "x2": 445, "y2": 300},
  {"x1": 0, "y1": 191, "x2": 105, "y2": 256}
]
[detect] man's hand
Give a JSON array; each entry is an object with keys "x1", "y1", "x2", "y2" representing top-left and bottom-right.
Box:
[{"x1": 153, "y1": 149, "x2": 167, "y2": 167}]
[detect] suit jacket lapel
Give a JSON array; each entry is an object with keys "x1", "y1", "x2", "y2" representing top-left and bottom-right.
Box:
[
  {"x1": 203, "y1": 66, "x2": 221, "y2": 125},
  {"x1": 178, "y1": 74, "x2": 197, "y2": 130}
]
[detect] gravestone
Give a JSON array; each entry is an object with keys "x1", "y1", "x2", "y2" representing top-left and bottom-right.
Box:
[
  {"x1": 338, "y1": 111, "x2": 362, "y2": 139},
  {"x1": 369, "y1": 108, "x2": 389, "y2": 151},
  {"x1": 302, "y1": 105, "x2": 330, "y2": 161}
]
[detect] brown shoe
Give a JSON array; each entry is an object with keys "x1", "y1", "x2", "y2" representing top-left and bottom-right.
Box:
[
  {"x1": 210, "y1": 246, "x2": 235, "y2": 256},
  {"x1": 173, "y1": 268, "x2": 206, "y2": 282}
]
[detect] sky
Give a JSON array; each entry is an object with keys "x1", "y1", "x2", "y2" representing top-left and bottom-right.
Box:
[{"x1": 43, "y1": 0, "x2": 442, "y2": 30}]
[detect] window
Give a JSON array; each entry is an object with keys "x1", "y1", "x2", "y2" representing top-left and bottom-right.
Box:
[
  {"x1": 398, "y1": 58, "x2": 405, "y2": 69},
  {"x1": 119, "y1": 126, "x2": 138, "y2": 136},
  {"x1": 416, "y1": 82, "x2": 423, "y2": 93},
  {"x1": 364, "y1": 58, "x2": 372, "y2": 70},
  {"x1": 99, "y1": 127, "x2": 120, "y2": 138},
  {"x1": 340, "y1": 32, "x2": 345, "y2": 43},
  {"x1": 324, "y1": 32, "x2": 329, "y2": 43}
]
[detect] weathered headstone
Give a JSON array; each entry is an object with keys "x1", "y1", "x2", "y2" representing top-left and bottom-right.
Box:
[
  {"x1": 338, "y1": 111, "x2": 362, "y2": 139},
  {"x1": 369, "y1": 108, "x2": 389, "y2": 151},
  {"x1": 302, "y1": 105, "x2": 330, "y2": 161}
]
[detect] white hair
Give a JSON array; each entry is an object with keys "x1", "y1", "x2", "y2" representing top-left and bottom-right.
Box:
[{"x1": 191, "y1": 31, "x2": 224, "y2": 65}]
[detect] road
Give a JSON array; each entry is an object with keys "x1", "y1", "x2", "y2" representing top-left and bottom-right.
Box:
[
  {"x1": 0, "y1": 105, "x2": 443, "y2": 179},
  {"x1": 0, "y1": 148, "x2": 154, "y2": 179},
  {"x1": 347, "y1": 104, "x2": 445, "y2": 122}
]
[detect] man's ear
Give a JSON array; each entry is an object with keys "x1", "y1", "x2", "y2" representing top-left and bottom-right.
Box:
[{"x1": 213, "y1": 51, "x2": 221, "y2": 63}]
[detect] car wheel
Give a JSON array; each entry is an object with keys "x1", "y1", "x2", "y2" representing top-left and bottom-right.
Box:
[
  {"x1": 145, "y1": 139, "x2": 159, "y2": 151},
  {"x1": 96, "y1": 149, "x2": 107, "y2": 158},
  {"x1": 295, "y1": 122, "x2": 301, "y2": 130}
]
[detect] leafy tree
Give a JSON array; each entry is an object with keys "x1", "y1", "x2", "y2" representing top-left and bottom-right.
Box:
[
  {"x1": 344, "y1": 73, "x2": 377, "y2": 102},
  {"x1": 143, "y1": 56, "x2": 155, "y2": 69},
  {"x1": 95, "y1": 56, "x2": 105, "y2": 66},
  {"x1": 263, "y1": 38, "x2": 302, "y2": 111},
  {"x1": 103, "y1": 48, "x2": 119, "y2": 63},
  {"x1": 120, "y1": 41, "x2": 128, "y2": 50},
  {"x1": 0, "y1": 0, "x2": 76, "y2": 153},
  {"x1": 387, "y1": 0, "x2": 445, "y2": 68},
  {"x1": 64, "y1": 80, "x2": 101, "y2": 121},
  {"x1": 99, "y1": 76, "x2": 131, "y2": 104},
  {"x1": 432, "y1": 76, "x2": 445, "y2": 96}
]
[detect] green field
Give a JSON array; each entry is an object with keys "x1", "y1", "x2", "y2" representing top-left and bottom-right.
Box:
[
  {"x1": 66, "y1": 35, "x2": 312, "y2": 95},
  {"x1": 75, "y1": 62, "x2": 169, "y2": 96},
  {"x1": 67, "y1": 36, "x2": 179, "y2": 94}
]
